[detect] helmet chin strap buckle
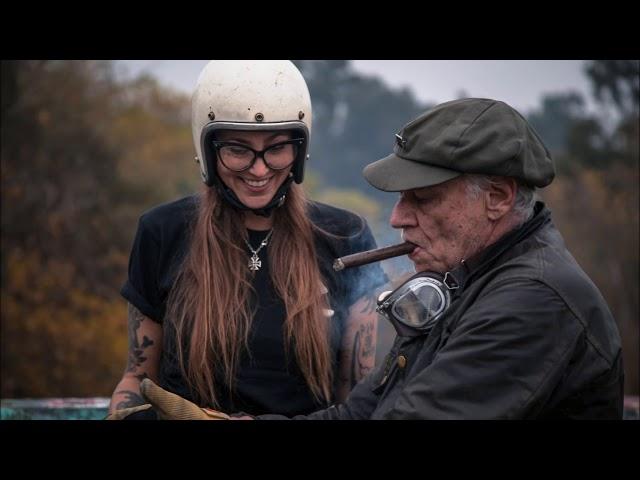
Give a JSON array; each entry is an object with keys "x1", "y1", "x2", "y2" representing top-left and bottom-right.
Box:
[
  {"x1": 214, "y1": 174, "x2": 294, "y2": 217},
  {"x1": 251, "y1": 191, "x2": 288, "y2": 217}
]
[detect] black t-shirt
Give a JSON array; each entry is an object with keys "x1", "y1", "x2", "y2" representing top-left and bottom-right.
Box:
[{"x1": 121, "y1": 195, "x2": 387, "y2": 416}]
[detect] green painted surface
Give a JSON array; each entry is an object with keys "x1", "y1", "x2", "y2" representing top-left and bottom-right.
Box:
[
  {"x1": 1, "y1": 398, "x2": 110, "y2": 420},
  {"x1": 1, "y1": 397, "x2": 638, "y2": 420}
]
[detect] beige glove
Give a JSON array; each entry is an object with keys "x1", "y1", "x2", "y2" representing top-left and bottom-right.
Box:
[
  {"x1": 140, "y1": 378, "x2": 230, "y2": 420},
  {"x1": 105, "y1": 403, "x2": 153, "y2": 420}
]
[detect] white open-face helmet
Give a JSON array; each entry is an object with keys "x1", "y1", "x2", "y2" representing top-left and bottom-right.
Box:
[{"x1": 192, "y1": 60, "x2": 312, "y2": 186}]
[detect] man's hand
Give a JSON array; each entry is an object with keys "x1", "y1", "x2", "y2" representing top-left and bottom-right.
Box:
[{"x1": 139, "y1": 378, "x2": 230, "y2": 420}]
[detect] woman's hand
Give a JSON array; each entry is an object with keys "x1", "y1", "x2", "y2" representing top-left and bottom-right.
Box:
[{"x1": 140, "y1": 378, "x2": 230, "y2": 420}]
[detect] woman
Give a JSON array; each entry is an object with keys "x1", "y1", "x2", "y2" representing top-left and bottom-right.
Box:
[{"x1": 107, "y1": 60, "x2": 386, "y2": 418}]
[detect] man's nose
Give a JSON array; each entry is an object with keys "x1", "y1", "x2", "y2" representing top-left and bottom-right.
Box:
[{"x1": 389, "y1": 195, "x2": 416, "y2": 229}]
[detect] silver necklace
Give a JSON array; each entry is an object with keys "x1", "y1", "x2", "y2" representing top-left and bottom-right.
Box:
[{"x1": 244, "y1": 229, "x2": 274, "y2": 271}]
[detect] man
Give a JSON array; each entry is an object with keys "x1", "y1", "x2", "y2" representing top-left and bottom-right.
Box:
[{"x1": 126, "y1": 98, "x2": 625, "y2": 419}]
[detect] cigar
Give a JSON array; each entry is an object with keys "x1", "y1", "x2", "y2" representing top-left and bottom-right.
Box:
[{"x1": 333, "y1": 242, "x2": 415, "y2": 271}]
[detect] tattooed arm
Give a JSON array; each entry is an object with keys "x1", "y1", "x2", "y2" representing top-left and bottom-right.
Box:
[
  {"x1": 334, "y1": 295, "x2": 378, "y2": 403},
  {"x1": 108, "y1": 303, "x2": 163, "y2": 413}
]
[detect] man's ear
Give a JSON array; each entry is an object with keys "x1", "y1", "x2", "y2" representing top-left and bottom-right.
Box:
[{"x1": 484, "y1": 177, "x2": 517, "y2": 221}]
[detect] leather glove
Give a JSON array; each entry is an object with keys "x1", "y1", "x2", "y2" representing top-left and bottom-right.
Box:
[
  {"x1": 105, "y1": 403, "x2": 153, "y2": 420},
  {"x1": 139, "y1": 378, "x2": 230, "y2": 420}
]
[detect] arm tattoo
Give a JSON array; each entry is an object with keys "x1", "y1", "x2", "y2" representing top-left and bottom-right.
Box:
[
  {"x1": 115, "y1": 390, "x2": 146, "y2": 409},
  {"x1": 359, "y1": 296, "x2": 377, "y2": 315},
  {"x1": 350, "y1": 322, "x2": 375, "y2": 386},
  {"x1": 126, "y1": 304, "x2": 155, "y2": 373}
]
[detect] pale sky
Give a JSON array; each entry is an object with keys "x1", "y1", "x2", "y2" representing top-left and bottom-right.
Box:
[{"x1": 115, "y1": 60, "x2": 598, "y2": 116}]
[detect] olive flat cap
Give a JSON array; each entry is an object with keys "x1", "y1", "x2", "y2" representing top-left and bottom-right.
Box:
[{"x1": 363, "y1": 98, "x2": 555, "y2": 191}]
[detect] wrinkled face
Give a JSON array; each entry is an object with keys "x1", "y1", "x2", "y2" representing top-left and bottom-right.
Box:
[
  {"x1": 389, "y1": 176, "x2": 492, "y2": 273},
  {"x1": 214, "y1": 130, "x2": 295, "y2": 210}
]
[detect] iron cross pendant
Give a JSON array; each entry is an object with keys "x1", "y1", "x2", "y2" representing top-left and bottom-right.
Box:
[{"x1": 248, "y1": 253, "x2": 262, "y2": 271}]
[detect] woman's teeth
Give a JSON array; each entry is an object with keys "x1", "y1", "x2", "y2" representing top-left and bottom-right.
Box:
[{"x1": 243, "y1": 178, "x2": 270, "y2": 187}]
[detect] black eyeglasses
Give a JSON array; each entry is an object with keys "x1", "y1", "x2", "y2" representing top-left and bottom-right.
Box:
[{"x1": 211, "y1": 138, "x2": 305, "y2": 172}]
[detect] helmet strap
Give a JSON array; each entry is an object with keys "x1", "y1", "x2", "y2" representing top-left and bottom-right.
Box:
[{"x1": 213, "y1": 173, "x2": 294, "y2": 218}]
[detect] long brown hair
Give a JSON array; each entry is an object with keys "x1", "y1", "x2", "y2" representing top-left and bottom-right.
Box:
[{"x1": 166, "y1": 183, "x2": 333, "y2": 408}]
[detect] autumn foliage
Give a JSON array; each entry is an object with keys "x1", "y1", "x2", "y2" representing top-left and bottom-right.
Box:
[{"x1": 1, "y1": 61, "x2": 198, "y2": 397}]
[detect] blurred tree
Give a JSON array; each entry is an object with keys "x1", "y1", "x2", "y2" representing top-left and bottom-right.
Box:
[
  {"x1": 1, "y1": 60, "x2": 197, "y2": 397},
  {"x1": 527, "y1": 92, "x2": 586, "y2": 156},
  {"x1": 1, "y1": 61, "x2": 134, "y2": 297},
  {"x1": 313, "y1": 188, "x2": 381, "y2": 223},
  {"x1": 110, "y1": 74, "x2": 198, "y2": 201},
  {"x1": 293, "y1": 60, "x2": 428, "y2": 204},
  {"x1": 1, "y1": 61, "x2": 135, "y2": 396},
  {"x1": 564, "y1": 117, "x2": 615, "y2": 169},
  {"x1": 585, "y1": 60, "x2": 639, "y2": 168},
  {"x1": 537, "y1": 59, "x2": 639, "y2": 395},
  {"x1": 585, "y1": 60, "x2": 639, "y2": 118},
  {"x1": 540, "y1": 164, "x2": 638, "y2": 395}
]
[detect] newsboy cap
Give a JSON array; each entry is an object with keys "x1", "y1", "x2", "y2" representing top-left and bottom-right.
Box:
[{"x1": 363, "y1": 98, "x2": 555, "y2": 191}]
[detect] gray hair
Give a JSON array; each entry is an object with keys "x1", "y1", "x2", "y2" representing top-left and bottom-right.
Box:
[{"x1": 464, "y1": 174, "x2": 537, "y2": 224}]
